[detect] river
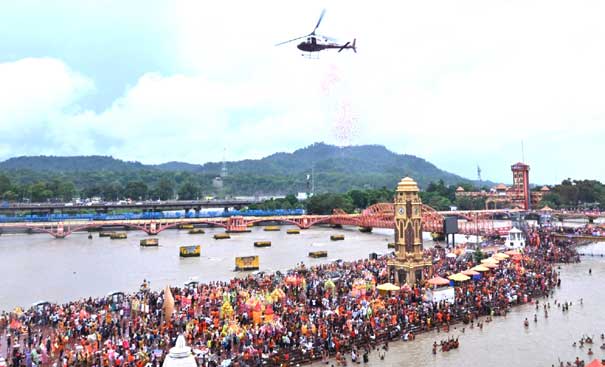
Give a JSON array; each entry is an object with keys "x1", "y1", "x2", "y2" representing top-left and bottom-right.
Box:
[
  {"x1": 1, "y1": 227, "x2": 603, "y2": 366},
  {"x1": 0, "y1": 225, "x2": 397, "y2": 311}
]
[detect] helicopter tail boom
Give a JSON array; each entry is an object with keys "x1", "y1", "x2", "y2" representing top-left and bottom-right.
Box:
[{"x1": 337, "y1": 38, "x2": 357, "y2": 53}]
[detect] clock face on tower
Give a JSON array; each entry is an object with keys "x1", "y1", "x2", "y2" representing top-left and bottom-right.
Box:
[{"x1": 398, "y1": 207, "x2": 404, "y2": 215}]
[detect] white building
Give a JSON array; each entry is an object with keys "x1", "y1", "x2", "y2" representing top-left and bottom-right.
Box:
[
  {"x1": 162, "y1": 335, "x2": 197, "y2": 367},
  {"x1": 504, "y1": 227, "x2": 526, "y2": 249}
]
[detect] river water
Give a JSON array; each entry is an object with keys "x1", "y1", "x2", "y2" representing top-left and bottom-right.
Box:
[{"x1": 1, "y1": 226, "x2": 604, "y2": 366}]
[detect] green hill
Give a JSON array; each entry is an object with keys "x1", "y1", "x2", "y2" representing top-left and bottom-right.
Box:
[{"x1": 0, "y1": 143, "x2": 484, "y2": 196}]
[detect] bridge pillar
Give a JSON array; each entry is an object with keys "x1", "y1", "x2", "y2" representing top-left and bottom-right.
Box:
[
  {"x1": 226, "y1": 216, "x2": 249, "y2": 233},
  {"x1": 53, "y1": 223, "x2": 66, "y2": 238},
  {"x1": 148, "y1": 221, "x2": 158, "y2": 235}
]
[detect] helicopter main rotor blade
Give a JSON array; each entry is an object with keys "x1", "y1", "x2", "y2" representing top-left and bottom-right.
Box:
[
  {"x1": 275, "y1": 35, "x2": 308, "y2": 46},
  {"x1": 312, "y1": 9, "x2": 326, "y2": 34}
]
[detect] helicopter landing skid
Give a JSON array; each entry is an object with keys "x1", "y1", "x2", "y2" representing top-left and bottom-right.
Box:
[{"x1": 303, "y1": 52, "x2": 320, "y2": 59}]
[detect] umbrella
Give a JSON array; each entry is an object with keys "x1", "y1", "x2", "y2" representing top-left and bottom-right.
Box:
[
  {"x1": 483, "y1": 262, "x2": 498, "y2": 268},
  {"x1": 448, "y1": 273, "x2": 470, "y2": 282},
  {"x1": 461, "y1": 269, "x2": 480, "y2": 276},
  {"x1": 471, "y1": 265, "x2": 490, "y2": 272},
  {"x1": 324, "y1": 279, "x2": 335, "y2": 289},
  {"x1": 445, "y1": 253, "x2": 457, "y2": 258},
  {"x1": 504, "y1": 249, "x2": 522, "y2": 256},
  {"x1": 376, "y1": 283, "x2": 400, "y2": 291},
  {"x1": 493, "y1": 253, "x2": 509, "y2": 260},
  {"x1": 426, "y1": 276, "x2": 450, "y2": 286},
  {"x1": 481, "y1": 258, "x2": 499, "y2": 264}
]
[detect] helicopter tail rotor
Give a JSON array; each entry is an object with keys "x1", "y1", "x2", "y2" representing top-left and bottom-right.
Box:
[
  {"x1": 337, "y1": 39, "x2": 357, "y2": 53},
  {"x1": 338, "y1": 42, "x2": 350, "y2": 53}
]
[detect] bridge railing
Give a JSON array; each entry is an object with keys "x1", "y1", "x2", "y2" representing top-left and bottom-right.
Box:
[{"x1": 0, "y1": 209, "x2": 305, "y2": 223}]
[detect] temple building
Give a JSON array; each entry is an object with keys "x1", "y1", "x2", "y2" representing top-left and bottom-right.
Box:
[{"x1": 455, "y1": 162, "x2": 549, "y2": 210}]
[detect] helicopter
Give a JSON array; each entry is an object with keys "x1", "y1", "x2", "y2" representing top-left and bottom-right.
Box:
[{"x1": 276, "y1": 9, "x2": 356, "y2": 54}]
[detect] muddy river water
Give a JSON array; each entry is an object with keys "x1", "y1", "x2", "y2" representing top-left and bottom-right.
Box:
[{"x1": 1, "y1": 226, "x2": 603, "y2": 366}]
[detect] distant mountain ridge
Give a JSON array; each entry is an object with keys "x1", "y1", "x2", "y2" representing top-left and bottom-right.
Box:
[{"x1": 0, "y1": 143, "x2": 489, "y2": 192}]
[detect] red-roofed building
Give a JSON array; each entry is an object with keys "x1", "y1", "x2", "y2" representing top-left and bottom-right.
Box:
[{"x1": 455, "y1": 162, "x2": 543, "y2": 210}]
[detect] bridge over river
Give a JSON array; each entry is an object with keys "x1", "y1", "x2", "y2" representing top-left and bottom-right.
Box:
[{"x1": 0, "y1": 203, "x2": 513, "y2": 238}]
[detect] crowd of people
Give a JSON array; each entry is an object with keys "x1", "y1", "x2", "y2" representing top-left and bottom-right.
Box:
[{"x1": 0, "y1": 228, "x2": 580, "y2": 367}]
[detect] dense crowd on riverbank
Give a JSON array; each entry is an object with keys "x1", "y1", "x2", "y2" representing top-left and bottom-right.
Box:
[{"x1": 0, "y1": 229, "x2": 579, "y2": 367}]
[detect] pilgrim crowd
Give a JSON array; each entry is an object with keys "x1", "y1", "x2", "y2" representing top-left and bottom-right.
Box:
[{"x1": 0, "y1": 228, "x2": 579, "y2": 367}]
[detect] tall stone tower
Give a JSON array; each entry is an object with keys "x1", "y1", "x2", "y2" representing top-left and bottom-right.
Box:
[
  {"x1": 388, "y1": 177, "x2": 432, "y2": 285},
  {"x1": 511, "y1": 162, "x2": 530, "y2": 210}
]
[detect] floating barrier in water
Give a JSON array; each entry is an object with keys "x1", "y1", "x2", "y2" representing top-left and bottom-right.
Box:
[
  {"x1": 309, "y1": 251, "x2": 328, "y2": 258},
  {"x1": 140, "y1": 238, "x2": 159, "y2": 247},
  {"x1": 235, "y1": 255, "x2": 259, "y2": 271},
  {"x1": 180, "y1": 245, "x2": 201, "y2": 257}
]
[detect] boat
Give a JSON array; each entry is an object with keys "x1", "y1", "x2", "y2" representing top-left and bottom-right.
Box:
[
  {"x1": 214, "y1": 233, "x2": 231, "y2": 240},
  {"x1": 330, "y1": 234, "x2": 345, "y2": 241},
  {"x1": 99, "y1": 231, "x2": 113, "y2": 237},
  {"x1": 358, "y1": 227, "x2": 373, "y2": 233},
  {"x1": 110, "y1": 232, "x2": 127, "y2": 239},
  {"x1": 264, "y1": 226, "x2": 280, "y2": 231},
  {"x1": 140, "y1": 238, "x2": 159, "y2": 247},
  {"x1": 235, "y1": 255, "x2": 259, "y2": 271},
  {"x1": 331, "y1": 224, "x2": 343, "y2": 229},
  {"x1": 254, "y1": 241, "x2": 272, "y2": 247},
  {"x1": 188, "y1": 228, "x2": 205, "y2": 235},
  {"x1": 309, "y1": 251, "x2": 328, "y2": 258},
  {"x1": 179, "y1": 245, "x2": 201, "y2": 257},
  {"x1": 287, "y1": 229, "x2": 300, "y2": 234},
  {"x1": 178, "y1": 224, "x2": 194, "y2": 230}
]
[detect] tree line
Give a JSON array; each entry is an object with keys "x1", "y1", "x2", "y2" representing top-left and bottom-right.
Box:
[{"x1": 2, "y1": 170, "x2": 605, "y2": 211}]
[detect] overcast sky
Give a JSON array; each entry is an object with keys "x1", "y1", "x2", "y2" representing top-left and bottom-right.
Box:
[{"x1": 1, "y1": 0, "x2": 604, "y2": 184}]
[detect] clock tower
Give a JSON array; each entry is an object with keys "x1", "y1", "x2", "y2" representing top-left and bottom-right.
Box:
[{"x1": 388, "y1": 177, "x2": 432, "y2": 285}]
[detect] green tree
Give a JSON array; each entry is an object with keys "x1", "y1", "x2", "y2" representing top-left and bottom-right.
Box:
[
  {"x1": 102, "y1": 181, "x2": 123, "y2": 201},
  {"x1": 347, "y1": 189, "x2": 368, "y2": 209},
  {"x1": 285, "y1": 194, "x2": 298, "y2": 207},
  {"x1": 30, "y1": 182, "x2": 52, "y2": 202},
  {"x1": 305, "y1": 193, "x2": 354, "y2": 214},
  {"x1": 0, "y1": 174, "x2": 11, "y2": 194},
  {"x1": 124, "y1": 181, "x2": 148, "y2": 200},
  {"x1": 473, "y1": 248, "x2": 485, "y2": 263},
  {"x1": 155, "y1": 177, "x2": 175, "y2": 200},
  {"x1": 178, "y1": 181, "x2": 200, "y2": 200},
  {"x1": 58, "y1": 181, "x2": 76, "y2": 201},
  {"x1": 2, "y1": 190, "x2": 18, "y2": 201}
]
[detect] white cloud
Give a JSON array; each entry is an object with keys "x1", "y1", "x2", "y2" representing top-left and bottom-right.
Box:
[{"x1": 2, "y1": 0, "x2": 605, "y2": 184}]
